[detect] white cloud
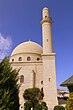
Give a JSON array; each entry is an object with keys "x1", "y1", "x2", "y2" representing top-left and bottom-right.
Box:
[{"x1": 0, "y1": 33, "x2": 12, "y2": 60}]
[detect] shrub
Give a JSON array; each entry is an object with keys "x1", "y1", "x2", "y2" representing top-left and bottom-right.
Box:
[
  {"x1": 41, "y1": 102, "x2": 48, "y2": 110},
  {"x1": 54, "y1": 105, "x2": 65, "y2": 110},
  {"x1": 34, "y1": 103, "x2": 42, "y2": 110},
  {"x1": 24, "y1": 101, "x2": 32, "y2": 110},
  {"x1": 41, "y1": 102, "x2": 46, "y2": 106},
  {"x1": 66, "y1": 92, "x2": 73, "y2": 110},
  {"x1": 23, "y1": 88, "x2": 48, "y2": 110}
]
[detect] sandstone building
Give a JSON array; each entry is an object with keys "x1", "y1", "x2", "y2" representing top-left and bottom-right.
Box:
[{"x1": 10, "y1": 7, "x2": 58, "y2": 110}]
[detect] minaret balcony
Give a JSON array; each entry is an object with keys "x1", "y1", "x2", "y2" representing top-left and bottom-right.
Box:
[{"x1": 41, "y1": 17, "x2": 52, "y2": 25}]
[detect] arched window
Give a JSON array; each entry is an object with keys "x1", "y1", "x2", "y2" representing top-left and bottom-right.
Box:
[
  {"x1": 27, "y1": 57, "x2": 31, "y2": 61},
  {"x1": 12, "y1": 59, "x2": 14, "y2": 62},
  {"x1": 19, "y1": 57, "x2": 22, "y2": 61},
  {"x1": 20, "y1": 75, "x2": 24, "y2": 83},
  {"x1": 41, "y1": 81, "x2": 43, "y2": 85}
]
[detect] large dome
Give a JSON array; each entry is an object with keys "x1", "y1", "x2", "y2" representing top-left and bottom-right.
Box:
[{"x1": 11, "y1": 41, "x2": 43, "y2": 56}]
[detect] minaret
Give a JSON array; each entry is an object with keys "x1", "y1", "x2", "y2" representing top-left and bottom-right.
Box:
[
  {"x1": 41, "y1": 7, "x2": 58, "y2": 110},
  {"x1": 41, "y1": 7, "x2": 53, "y2": 54}
]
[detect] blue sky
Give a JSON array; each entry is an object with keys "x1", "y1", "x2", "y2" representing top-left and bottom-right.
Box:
[{"x1": 0, "y1": 0, "x2": 73, "y2": 89}]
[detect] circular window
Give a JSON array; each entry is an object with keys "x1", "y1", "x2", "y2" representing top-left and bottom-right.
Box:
[
  {"x1": 27, "y1": 57, "x2": 31, "y2": 61},
  {"x1": 19, "y1": 57, "x2": 22, "y2": 61},
  {"x1": 47, "y1": 39, "x2": 48, "y2": 42},
  {"x1": 45, "y1": 16, "x2": 47, "y2": 18},
  {"x1": 37, "y1": 58, "x2": 40, "y2": 61},
  {"x1": 12, "y1": 59, "x2": 14, "y2": 62}
]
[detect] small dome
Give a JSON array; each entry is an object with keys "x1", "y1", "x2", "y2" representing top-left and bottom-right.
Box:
[{"x1": 11, "y1": 41, "x2": 43, "y2": 56}]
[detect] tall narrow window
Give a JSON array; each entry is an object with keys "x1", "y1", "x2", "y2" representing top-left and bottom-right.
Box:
[
  {"x1": 20, "y1": 75, "x2": 24, "y2": 83},
  {"x1": 41, "y1": 87, "x2": 44, "y2": 99},
  {"x1": 49, "y1": 78, "x2": 51, "y2": 82},
  {"x1": 32, "y1": 70, "x2": 36, "y2": 88}
]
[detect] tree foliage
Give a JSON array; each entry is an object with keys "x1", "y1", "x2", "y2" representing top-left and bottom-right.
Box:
[
  {"x1": 23, "y1": 88, "x2": 47, "y2": 110},
  {"x1": 24, "y1": 101, "x2": 32, "y2": 110},
  {"x1": 34, "y1": 103, "x2": 42, "y2": 110},
  {"x1": 0, "y1": 57, "x2": 19, "y2": 110},
  {"x1": 54, "y1": 105, "x2": 65, "y2": 110},
  {"x1": 66, "y1": 92, "x2": 73, "y2": 110},
  {"x1": 34, "y1": 102, "x2": 48, "y2": 110}
]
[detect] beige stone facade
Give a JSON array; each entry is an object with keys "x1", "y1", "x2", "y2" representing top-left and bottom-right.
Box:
[{"x1": 10, "y1": 7, "x2": 58, "y2": 110}]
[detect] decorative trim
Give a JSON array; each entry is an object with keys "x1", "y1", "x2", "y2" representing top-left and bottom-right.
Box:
[
  {"x1": 41, "y1": 17, "x2": 52, "y2": 25},
  {"x1": 42, "y1": 53, "x2": 56, "y2": 56},
  {"x1": 10, "y1": 52, "x2": 42, "y2": 57}
]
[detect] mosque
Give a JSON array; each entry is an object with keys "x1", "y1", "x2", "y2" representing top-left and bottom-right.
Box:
[{"x1": 10, "y1": 7, "x2": 58, "y2": 110}]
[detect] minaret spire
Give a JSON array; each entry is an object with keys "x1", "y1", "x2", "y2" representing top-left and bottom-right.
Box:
[{"x1": 41, "y1": 7, "x2": 53, "y2": 54}]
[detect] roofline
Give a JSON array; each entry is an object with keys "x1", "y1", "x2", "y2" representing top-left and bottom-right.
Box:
[{"x1": 10, "y1": 52, "x2": 42, "y2": 58}]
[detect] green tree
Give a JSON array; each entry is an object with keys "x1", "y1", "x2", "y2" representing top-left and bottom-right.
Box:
[
  {"x1": 66, "y1": 92, "x2": 73, "y2": 110},
  {"x1": 0, "y1": 57, "x2": 19, "y2": 110},
  {"x1": 34, "y1": 102, "x2": 48, "y2": 110},
  {"x1": 23, "y1": 88, "x2": 47, "y2": 110},
  {"x1": 34, "y1": 103, "x2": 42, "y2": 110},
  {"x1": 24, "y1": 101, "x2": 32, "y2": 110},
  {"x1": 41, "y1": 102, "x2": 48, "y2": 110}
]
